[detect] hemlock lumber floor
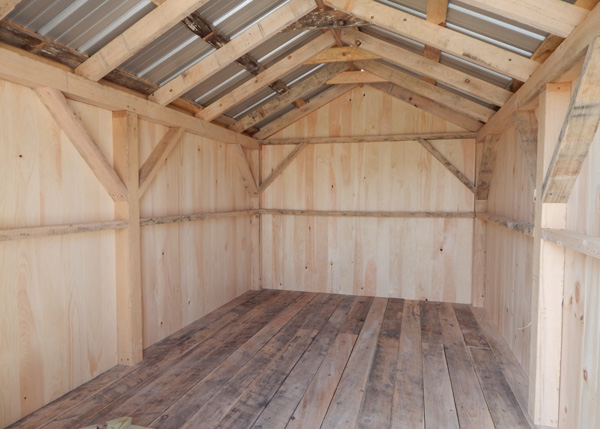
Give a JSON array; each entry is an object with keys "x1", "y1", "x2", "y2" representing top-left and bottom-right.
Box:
[{"x1": 8, "y1": 290, "x2": 534, "y2": 429}]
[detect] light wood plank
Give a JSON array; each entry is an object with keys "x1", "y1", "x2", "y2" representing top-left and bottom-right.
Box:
[
  {"x1": 258, "y1": 142, "x2": 309, "y2": 194},
  {"x1": 476, "y1": 134, "x2": 500, "y2": 200},
  {"x1": 113, "y1": 111, "x2": 143, "y2": 366},
  {"x1": 418, "y1": 138, "x2": 476, "y2": 192},
  {"x1": 139, "y1": 210, "x2": 257, "y2": 226},
  {"x1": 460, "y1": 0, "x2": 587, "y2": 38},
  {"x1": 0, "y1": 221, "x2": 128, "y2": 241},
  {"x1": 260, "y1": 209, "x2": 474, "y2": 218},
  {"x1": 325, "y1": 0, "x2": 538, "y2": 81},
  {"x1": 542, "y1": 37, "x2": 600, "y2": 203},
  {"x1": 138, "y1": 127, "x2": 184, "y2": 196},
  {"x1": 472, "y1": 199, "x2": 487, "y2": 307},
  {"x1": 369, "y1": 82, "x2": 484, "y2": 132},
  {"x1": 303, "y1": 46, "x2": 380, "y2": 64},
  {"x1": 344, "y1": 29, "x2": 512, "y2": 107},
  {"x1": 262, "y1": 131, "x2": 476, "y2": 145},
  {"x1": 34, "y1": 87, "x2": 128, "y2": 201},
  {"x1": 231, "y1": 62, "x2": 348, "y2": 133},
  {"x1": 358, "y1": 60, "x2": 495, "y2": 123},
  {"x1": 75, "y1": 0, "x2": 213, "y2": 81},
  {"x1": 427, "y1": 0, "x2": 448, "y2": 25},
  {"x1": 542, "y1": 228, "x2": 600, "y2": 259},
  {"x1": 0, "y1": 46, "x2": 258, "y2": 149},
  {"x1": 150, "y1": 0, "x2": 316, "y2": 106},
  {"x1": 326, "y1": 70, "x2": 386, "y2": 84},
  {"x1": 230, "y1": 144, "x2": 258, "y2": 197},
  {"x1": 253, "y1": 84, "x2": 357, "y2": 139},
  {"x1": 198, "y1": 32, "x2": 336, "y2": 122},
  {"x1": 0, "y1": 0, "x2": 20, "y2": 19},
  {"x1": 513, "y1": 110, "x2": 538, "y2": 187},
  {"x1": 476, "y1": 212, "x2": 534, "y2": 236}
]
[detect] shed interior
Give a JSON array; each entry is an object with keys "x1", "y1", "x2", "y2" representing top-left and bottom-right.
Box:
[{"x1": 1, "y1": 0, "x2": 600, "y2": 427}]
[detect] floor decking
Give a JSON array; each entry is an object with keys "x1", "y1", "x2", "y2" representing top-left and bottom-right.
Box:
[{"x1": 9, "y1": 290, "x2": 534, "y2": 429}]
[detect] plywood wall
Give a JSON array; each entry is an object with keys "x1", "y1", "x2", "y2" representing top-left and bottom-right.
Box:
[
  {"x1": 0, "y1": 80, "x2": 118, "y2": 426},
  {"x1": 484, "y1": 125, "x2": 535, "y2": 375},
  {"x1": 261, "y1": 85, "x2": 475, "y2": 302}
]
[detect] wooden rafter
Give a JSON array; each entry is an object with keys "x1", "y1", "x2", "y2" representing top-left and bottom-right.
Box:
[
  {"x1": 231, "y1": 62, "x2": 349, "y2": 133},
  {"x1": 369, "y1": 83, "x2": 484, "y2": 132},
  {"x1": 417, "y1": 139, "x2": 476, "y2": 193},
  {"x1": 0, "y1": 0, "x2": 20, "y2": 20},
  {"x1": 150, "y1": 0, "x2": 316, "y2": 106},
  {"x1": 343, "y1": 29, "x2": 512, "y2": 107},
  {"x1": 542, "y1": 36, "x2": 600, "y2": 203},
  {"x1": 324, "y1": 0, "x2": 538, "y2": 82},
  {"x1": 424, "y1": 0, "x2": 448, "y2": 85},
  {"x1": 259, "y1": 142, "x2": 310, "y2": 193},
  {"x1": 197, "y1": 32, "x2": 336, "y2": 122},
  {"x1": 460, "y1": 0, "x2": 587, "y2": 38},
  {"x1": 303, "y1": 46, "x2": 380, "y2": 64},
  {"x1": 513, "y1": 110, "x2": 538, "y2": 187},
  {"x1": 34, "y1": 87, "x2": 129, "y2": 202},
  {"x1": 253, "y1": 84, "x2": 357, "y2": 140},
  {"x1": 230, "y1": 144, "x2": 258, "y2": 197},
  {"x1": 476, "y1": 134, "x2": 501, "y2": 200},
  {"x1": 75, "y1": 0, "x2": 212, "y2": 81},
  {"x1": 357, "y1": 60, "x2": 495, "y2": 123},
  {"x1": 138, "y1": 127, "x2": 185, "y2": 196}
]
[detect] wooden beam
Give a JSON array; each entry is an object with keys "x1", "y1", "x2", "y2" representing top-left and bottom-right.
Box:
[
  {"x1": 138, "y1": 127, "x2": 185, "y2": 196},
  {"x1": 113, "y1": 111, "x2": 143, "y2": 366},
  {"x1": 231, "y1": 62, "x2": 348, "y2": 133},
  {"x1": 34, "y1": 87, "x2": 128, "y2": 202},
  {"x1": 369, "y1": 82, "x2": 484, "y2": 132},
  {"x1": 258, "y1": 142, "x2": 310, "y2": 193},
  {"x1": 197, "y1": 32, "x2": 336, "y2": 122},
  {"x1": 541, "y1": 228, "x2": 600, "y2": 259},
  {"x1": 0, "y1": 220, "x2": 128, "y2": 242},
  {"x1": 150, "y1": 0, "x2": 316, "y2": 106},
  {"x1": 427, "y1": 0, "x2": 449, "y2": 25},
  {"x1": 326, "y1": 70, "x2": 385, "y2": 84},
  {"x1": 358, "y1": 60, "x2": 495, "y2": 122},
  {"x1": 513, "y1": 110, "x2": 538, "y2": 188},
  {"x1": 230, "y1": 144, "x2": 258, "y2": 197},
  {"x1": 0, "y1": 45, "x2": 259, "y2": 149},
  {"x1": 417, "y1": 138, "x2": 476, "y2": 193},
  {"x1": 477, "y1": 1, "x2": 600, "y2": 139},
  {"x1": 542, "y1": 37, "x2": 600, "y2": 203},
  {"x1": 262, "y1": 131, "x2": 476, "y2": 145},
  {"x1": 303, "y1": 46, "x2": 380, "y2": 64},
  {"x1": 140, "y1": 210, "x2": 257, "y2": 226},
  {"x1": 0, "y1": 0, "x2": 20, "y2": 20},
  {"x1": 283, "y1": 10, "x2": 370, "y2": 31},
  {"x1": 324, "y1": 0, "x2": 538, "y2": 81},
  {"x1": 476, "y1": 212, "x2": 534, "y2": 236},
  {"x1": 75, "y1": 0, "x2": 212, "y2": 81},
  {"x1": 475, "y1": 134, "x2": 500, "y2": 200},
  {"x1": 260, "y1": 209, "x2": 474, "y2": 218},
  {"x1": 253, "y1": 84, "x2": 357, "y2": 139},
  {"x1": 344, "y1": 29, "x2": 512, "y2": 107},
  {"x1": 460, "y1": 0, "x2": 587, "y2": 38}
]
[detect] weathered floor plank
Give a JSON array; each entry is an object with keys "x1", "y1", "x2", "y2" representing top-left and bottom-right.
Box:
[{"x1": 9, "y1": 292, "x2": 532, "y2": 429}]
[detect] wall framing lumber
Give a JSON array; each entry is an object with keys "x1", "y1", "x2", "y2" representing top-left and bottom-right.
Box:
[
  {"x1": 262, "y1": 132, "x2": 477, "y2": 145},
  {"x1": 476, "y1": 212, "x2": 534, "y2": 237},
  {"x1": 253, "y1": 84, "x2": 357, "y2": 139},
  {"x1": 369, "y1": 82, "x2": 484, "y2": 132},
  {"x1": 149, "y1": 0, "x2": 316, "y2": 106},
  {"x1": 34, "y1": 87, "x2": 128, "y2": 201},
  {"x1": 475, "y1": 135, "x2": 501, "y2": 200},
  {"x1": 344, "y1": 29, "x2": 512, "y2": 107},
  {"x1": 0, "y1": 220, "x2": 128, "y2": 241},
  {"x1": 230, "y1": 144, "x2": 259, "y2": 197},
  {"x1": 513, "y1": 110, "x2": 538, "y2": 188},
  {"x1": 324, "y1": 0, "x2": 538, "y2": 81},
  {"x1": 418, "y1": 138, "x2": 476, "y2": 193},
  {"x1": 0, "y1": 45, "x2": 259, "y2": 149},
  {"x1": 472, "y1": 200, "x2": 487, "y2": 307},
  {"x1": 541, "y1": 229, "x2": 600, "y2": 259},
  {"x1": 258, "y1": 142, "x2": 310, "y2": 193},
  {"x1": 139, "y1": 210, "x2": 258, "y2": 226},
  {"x1": 138, "y1": 127, "x2": 185, "y2": 196},
  {"x1": 460, "y1": 0, "x2": 586, "y2": 38},
  {"x1": 260, "y1": 209, "x2": 474, "y2": 218},
  {"x1": 75, "y1": 0, "x2": 213, "y2": 81},
  {"x1": 542, "y1": 37, "x2": 600, "y2": 203},
  {"x1": 113, "y1": 111, "x2": 144, "y2": 366},
  {"x1": 197, "y1": 32, "x2": 336, "y2": 122},
  {"x1": 358, "y1": 60, "x2": 495, "y2": 123}
]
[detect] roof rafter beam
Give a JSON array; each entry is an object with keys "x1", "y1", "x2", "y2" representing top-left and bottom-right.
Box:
[
  {"x1": 75, "y1": 0, "x2": 213, "y2": 81},
  {"x1": 423, "y1": 0, "x2": 448, "y2": 85},
  {"x1": 343, "y1": 29, "x2": 511, "y2": 106},
  {"x1": 150, "y1": 0, "x2": 317, "y2": 106},
  {"x1": 324, "y1": 0, "x2": 538, "y2": 81},
  {"x1": 198, "y1": 32, "x2": 336, "y2": 122},
  {"x1": 357, "y1": 60, "x2": 495, "y2": 123},
  {"x1": 230, "y1": 62, "x2": 349, "y2": 133},
  {"x1": 369, "y1": 82, "x2": 484, "y2": 132}
]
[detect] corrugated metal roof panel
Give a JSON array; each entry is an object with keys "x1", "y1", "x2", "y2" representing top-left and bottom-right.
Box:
[
  {"x1": 375, "y1": 0, "x2": 426, "y2": 17},
  {"x1": 248, "y1": 30, "x2": 320, "y2": 68},
  {"x1": 360, "y1": 26, "x2": 425, "y2": 55},
  {"x1": 185, "y1": 62, "x2": 253, "y2": 105},
  {"x1": 253, "y1": 103, "x2": 296, "y2": 129},
  {"x1": 439, "y1": 52, "x2": 512, "y2": 89},
  {"x1": 280, "y1": 64, "x2": 326, "y2": 86},
  {"x1": 226, "y1": 86, "x2": 277, "y2": 118}
]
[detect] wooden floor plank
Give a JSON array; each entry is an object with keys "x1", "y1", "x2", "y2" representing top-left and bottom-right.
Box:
[
  {"x1": 392, "y1": 299, "x2": 425, "y2": 428},
  {"x1": 356, "y1": 298, "x2": 403, "y2": 428},
  {"x1": 320, "y1": 297, "x2": 388, "y2": 429},
  {"x1": 250, "y1": 296, "x2": 357, "y2": 429},
  {"x1": 420, "y1": 302, "x2": 460, "y2": 429},
  {"x1": 452, "y1": 303, "x2": 491, "y2": 348},
  {"x1": 438, "y1": 303, "x2": 495, "y2": 429}
]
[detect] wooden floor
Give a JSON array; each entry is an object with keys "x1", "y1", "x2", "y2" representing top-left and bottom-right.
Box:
[{"x1": 9, "y1": 290, "x2": 535, "y2": 429}]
